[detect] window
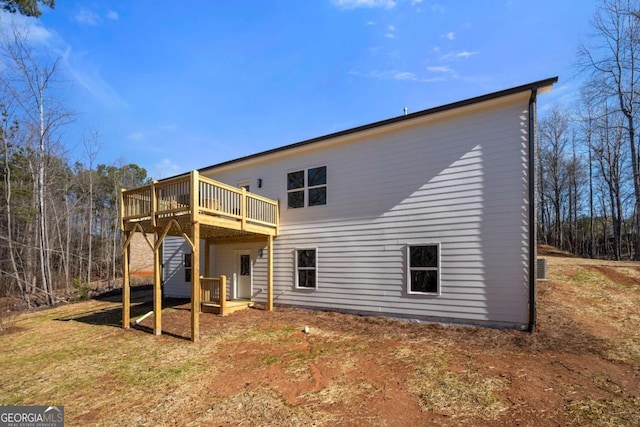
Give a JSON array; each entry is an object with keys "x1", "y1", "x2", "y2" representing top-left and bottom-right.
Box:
[
  {"x1": 184, "y1": 253, "x2": 192, "y2": 283},
  {"x1": 295, "y1": 248, "x2": 317, "y2": 289},
  {"x1": 240, "y1": 254, "x2": 250, "y2": 276},
  {"x1": 407, "y1": 244, "x2": 439, "y2": 294},
  {"x1": 287, "y1": 166, "x2": 327, "y2": 208},
  {"x1": 287, "y1": 171, "x2": 305, "y2": 208}
]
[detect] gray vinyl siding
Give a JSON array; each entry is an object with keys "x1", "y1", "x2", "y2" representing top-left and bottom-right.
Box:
[
  {"x1": 163, "y1": 237, "x2": 207, "y2": 298},
  {"x1": 171, "y1": 92, "x2": 533, "y2": 328},
  {"x1": 162, "y1": 237, "x2": 190, "y2": 298}
]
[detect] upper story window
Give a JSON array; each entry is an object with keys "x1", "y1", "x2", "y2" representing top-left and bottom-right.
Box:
[{"x1": 287, "y1": 166, "x2": 327, "y2": 209}]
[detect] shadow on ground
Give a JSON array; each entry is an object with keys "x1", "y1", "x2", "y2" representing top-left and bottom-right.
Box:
[{"x1": 55, "y1": 285, "x2": 190, "y2": 331}]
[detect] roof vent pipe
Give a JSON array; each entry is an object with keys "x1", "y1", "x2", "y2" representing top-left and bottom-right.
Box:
[{"x1": 403, "y1": 107, "x2": 408, "y2": 116}]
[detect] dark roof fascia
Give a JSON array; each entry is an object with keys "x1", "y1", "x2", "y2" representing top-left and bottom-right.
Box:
[{"x1": 190, "y1": 76, "x2": 556, "y2": 174}]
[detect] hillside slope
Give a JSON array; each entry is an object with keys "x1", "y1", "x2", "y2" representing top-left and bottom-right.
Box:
[{"x1": 0, "y1": 249, "x2": 638, "y2": 426}]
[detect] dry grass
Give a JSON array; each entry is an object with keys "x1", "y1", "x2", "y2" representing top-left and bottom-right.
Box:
[
  {"x1": 1, "y1": 251, "x2": 639, "y2": 426},
  {"x1": 405, "y1": 347, "x2": 508, "y2": 421}
]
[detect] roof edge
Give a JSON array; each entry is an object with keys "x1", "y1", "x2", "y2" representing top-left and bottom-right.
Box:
[{"x1": 193, "y1": 76, "x2": 558, "y2": 174}]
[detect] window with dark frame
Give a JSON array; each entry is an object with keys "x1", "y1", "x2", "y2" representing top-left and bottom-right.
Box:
[
  {"x1": 408, "y1": 244, "x2": 439, "y2": 294},
  {"x1": 184, "y1": 253, "x2": 192, "y2": 283},
  {"x1": 307, "y1": 166, "x2": 327, "y2": 206},
  {"x1": 296, "y1": 248, "x2": 317, "y2": 289},
  {"x1": 287, "y1": 166, "x2": 327, "y2": 208},
  {"x1": 287, "y1": 170, "x2": 305, "y2": 208}
]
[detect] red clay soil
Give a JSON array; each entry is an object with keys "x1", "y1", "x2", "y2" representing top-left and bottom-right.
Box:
[{"x1": 130, "y1": 258, "x2": 640, "y2": 427}]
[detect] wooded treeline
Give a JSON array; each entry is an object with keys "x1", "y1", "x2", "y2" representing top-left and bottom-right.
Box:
[
  {"x1": 2, "y1": 0, "x2": 640, "y2": 308},
  {"x1": 537, "y1": 0, "x2": 640, "y2": 260},
  {"x1": 0, "y1": 23, "x2": 150, "y2": 306}
]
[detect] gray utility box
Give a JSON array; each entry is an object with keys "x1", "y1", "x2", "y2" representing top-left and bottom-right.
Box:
[{"x1": 536, "y1": 258, "x2": 547, "y2": 280}]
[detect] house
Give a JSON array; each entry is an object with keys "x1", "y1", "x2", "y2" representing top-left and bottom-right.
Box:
[{"x1": 120, "y1": 77, "x2": 557, "y2": 341}]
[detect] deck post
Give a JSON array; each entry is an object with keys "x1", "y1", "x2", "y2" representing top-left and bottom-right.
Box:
[
  {"x1": 153, "y1": 231, "x2": 162, "y2": 335},
  {"x1": 122, "y1": 230, "x2": 131, "y2": 329},
  {"x1": 219, "y1": 275, "x2": 227, "y2": 316},
  {"x1": 204, "y1": 239, "x2": 211, "y2": 277},
  {"x1": 240, "y1": 187, "x2": 247, "y2": 231},
  {"x1": 190, "y1": 170, "x2": 201, "y2": 342},
  {"x1": 267, "y1": 235, "x2": 273, "y2": 311}
]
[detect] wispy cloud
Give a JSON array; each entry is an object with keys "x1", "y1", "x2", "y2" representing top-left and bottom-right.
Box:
[
  {"x1": 332, "y1": 0, "x2": 396, "y2": 9},
  {"x1": 158, "y1": 123, "x2": 178, "y2": 131},
  {"x1": 127, "y1": 131, "x2": 145, "y2": 141},
  {"x1": 73, "y1": 9, "x2": 101, "y2": 26},
  {"x1": 456, "y1": 50, "x2": 476, "y2": 58},
  {"x1": 0, "y1": 13, "x2": 55, "y2": 45},
  {"x1": 442, "y1": 31, "x2": 455, "y2": 40},
  {"x1": 0, "y1": 15, "x2": 126, "y2": 109},
  {"x1": 73, "y1": 8, "x2": 120, "y2": 25},
  {"x1": 385, "y1": 24, "x2": 396, "y2": 38},
  {"x1": 440, "y1": 50, "x2": 478, "y2": 60},
  {"x1": 394, "y1": 71, "x2": 416, "y2": 80},
  {"x1": 154, "y1": 158, "x2": 182, "y2": 179},
  {"x1": 411, "y1": 0, "x2": 426, "y2": 11},
  {"x1": 426, "y1": 65, "x2": 453, "y2": 73},
  {"x1": 62, "y1": 47, "x2": 129, "y2": 109},
  {"x1": 429, "y1": 1, "x2": 445, "y2": 13},
  {"x1": 350, "y1": 69, "x2": 444, "y2": 83}
]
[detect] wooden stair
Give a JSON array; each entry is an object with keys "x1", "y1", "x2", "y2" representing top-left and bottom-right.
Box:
[{"x1": 201, "y1": 299, "x2": 254, "y2": 315}]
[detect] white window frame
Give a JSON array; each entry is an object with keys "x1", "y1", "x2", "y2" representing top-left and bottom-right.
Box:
[
  {"x1": 295, "y1": 247, "x2": 318, "y2": 289},
  {"x1": 287, "y1": 166, "x2": 327, "y2": 209},
  {"x1": 406, "y1": 243, "x2": 440, "y2": 295}
]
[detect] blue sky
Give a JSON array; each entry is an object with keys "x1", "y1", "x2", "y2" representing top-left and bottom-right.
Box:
[{"x1": 1, "y1": 0, "x2": 598, "y2": 179}]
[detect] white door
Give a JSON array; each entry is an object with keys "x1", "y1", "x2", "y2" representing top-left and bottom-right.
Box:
[{"x1": 237, "y1": 252, "x2": 251, "y2": 299}]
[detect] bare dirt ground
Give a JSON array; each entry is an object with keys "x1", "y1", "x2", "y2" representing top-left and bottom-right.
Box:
[{"x1": 1, "y1": 246, "x2": 639, "y2": 426}]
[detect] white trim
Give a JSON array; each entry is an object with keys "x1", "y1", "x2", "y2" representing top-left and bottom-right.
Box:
[
  {"x1": 294, "y1": 247, "x2": 318, "y2": 289},
  {"x1": 406, "y1": 242, "x2": 441, "y2": 296},
  {"x1": 237, "y1": 180, "x2": 251, "y2": 191}
]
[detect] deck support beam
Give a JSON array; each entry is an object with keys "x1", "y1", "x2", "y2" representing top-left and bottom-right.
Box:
[
  {"x1": 267, "y1": 234, "x2": 273, "y2": 311},
  {"x1": 153, "y1": 232, "x2": 162, "y2": 335},
  {"x1": 122, "y1": 230, "x2": 131, "y2": 328},
  {"x1": 219, "y1": 275, "x2": 227, "y2": 316},
  {"x1": 190, "y1": 170, "x2": 201, "y2": 342}
]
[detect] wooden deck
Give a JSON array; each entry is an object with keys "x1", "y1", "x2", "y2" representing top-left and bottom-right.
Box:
[
  {"x1": 120, "y1": 170, "x2": 277, "y2": 342},
  {"x1": 120, "y1": 171, "x2": 279, "y2": 240}
]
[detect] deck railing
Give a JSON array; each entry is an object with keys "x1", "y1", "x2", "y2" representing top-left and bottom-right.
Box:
[
  {"x1": 200, "y1": 275, "x2": 227, "y2": 315},
  {"x1": 121, "y1": 171, "x2": 279, "y2": 233},
  {"x1": 201, "y1": 277, "x2": 221, "y2": 303}
]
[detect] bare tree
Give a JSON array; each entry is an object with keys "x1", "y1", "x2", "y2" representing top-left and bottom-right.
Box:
[
  {"x1": 0, "y1": 103, "x2": 29, "y2": 305},
  {"x1": 539, "y1": 107, "x2": 572, "y2": 249},
  {"x1": 1, "y1": 24, "x2": 71, "y2": 304},
  {"x1": 593, "y1": 105, "x2": 628, "y2": 259},
  {"x1": 83, "y1": 130, "x2": 99, "y2": 286},
  {"x1": 579, "y1": 0, "x2": 640, "y2": 258}
]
